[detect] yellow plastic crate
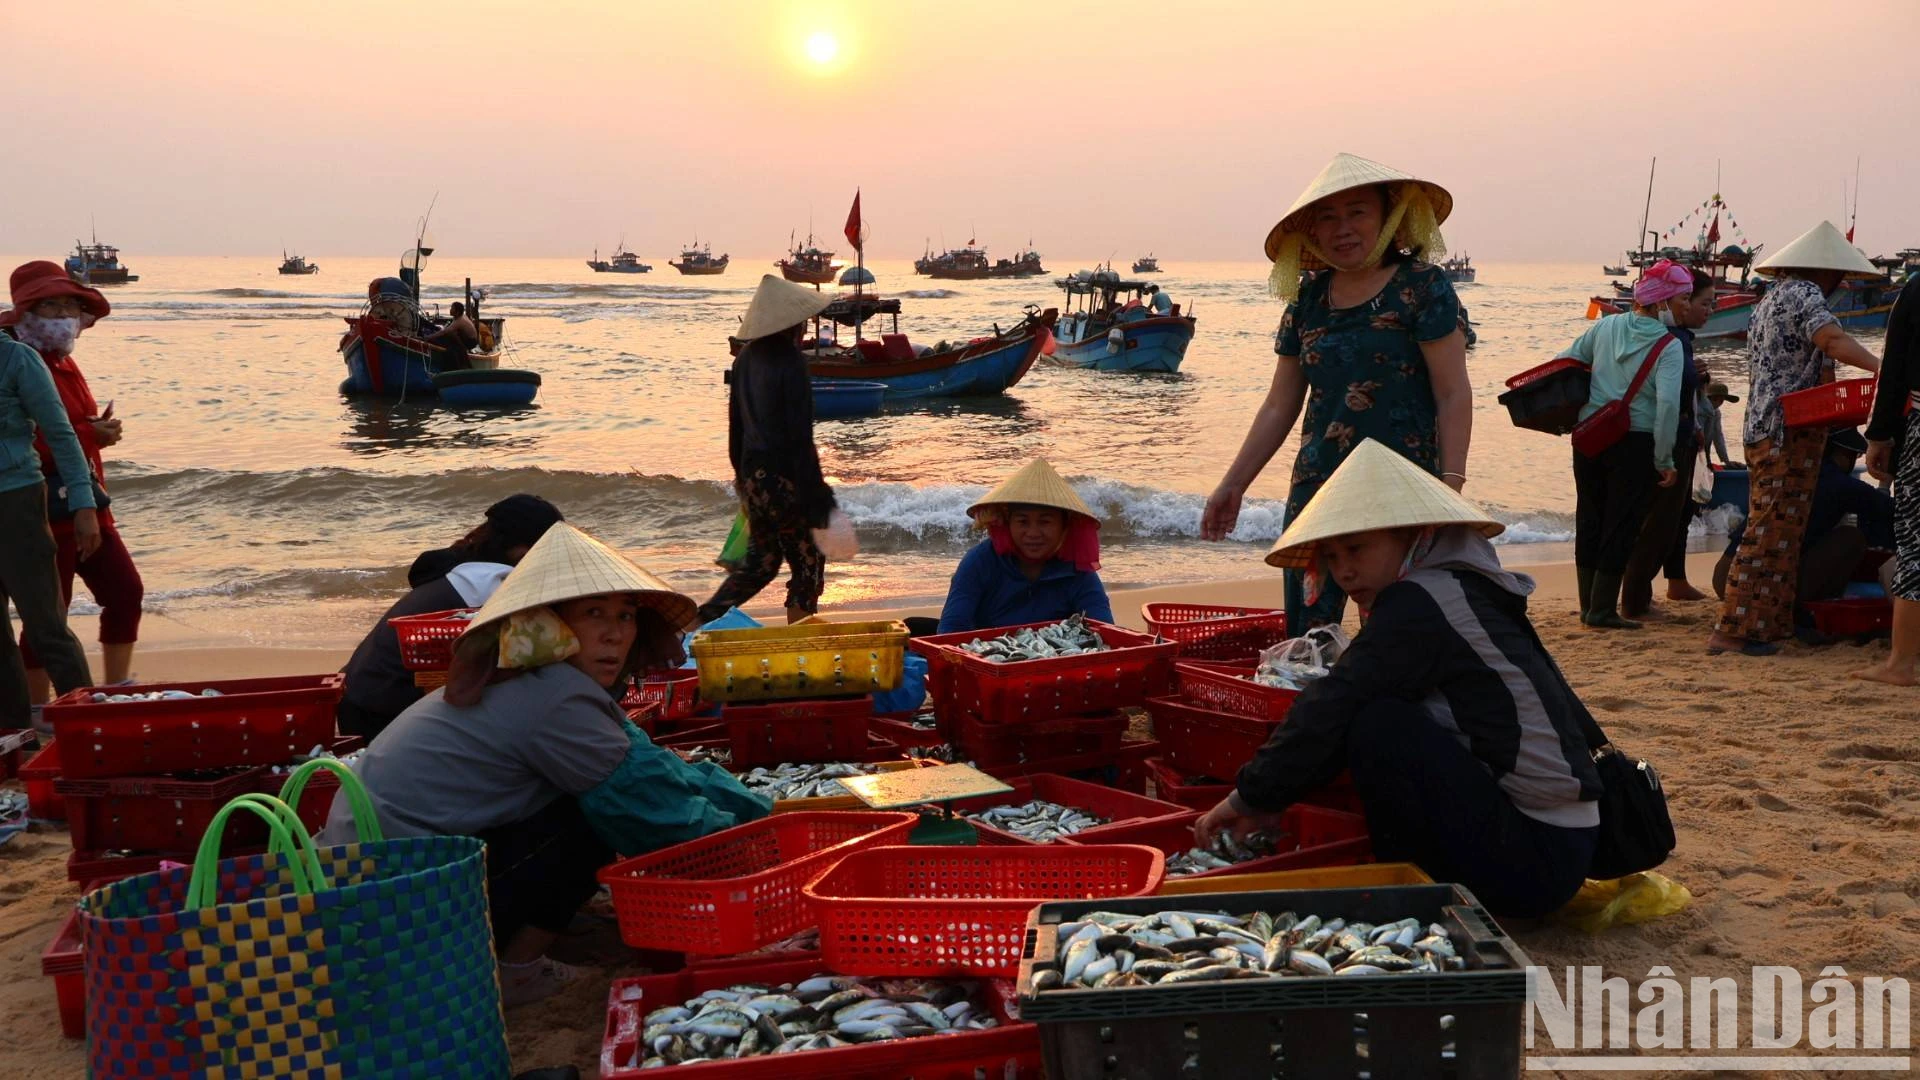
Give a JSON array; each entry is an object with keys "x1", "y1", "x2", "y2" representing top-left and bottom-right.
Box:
[
  {"x1": 691, "y1": 620, "x2": 908, "y2": 703},
  {"x1": 1153, "y1": 861, "x2": 1433, "y2": 896},
  {"x1": 769, "y1": 759, "x2": 935, "y2": 813}
]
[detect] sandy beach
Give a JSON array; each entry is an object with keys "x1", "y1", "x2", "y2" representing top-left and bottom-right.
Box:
[{"x1": 3, "y1": 555, "x2": 1916, "y2": 1077}]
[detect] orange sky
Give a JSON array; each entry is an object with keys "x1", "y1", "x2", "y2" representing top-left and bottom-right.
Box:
[{"x1": 6, "y1": 0, "x2": 1919, "y2": 261}]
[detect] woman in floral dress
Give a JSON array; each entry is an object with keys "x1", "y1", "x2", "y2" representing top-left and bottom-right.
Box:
[{"x1": 1203, "y1": 153, "x2": 1471, "y2": 632}]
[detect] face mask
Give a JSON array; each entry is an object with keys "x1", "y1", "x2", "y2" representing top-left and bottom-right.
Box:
[
  {"x1": 14, "y1": 312, "x2": 81, "y2": 356},
  {"x1": 1657, "y1": 307, "x2": 1677, "y2": 327}
]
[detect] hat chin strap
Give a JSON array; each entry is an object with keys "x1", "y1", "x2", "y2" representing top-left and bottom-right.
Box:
[{"x1": 1268, "y1": 186, "x2": 1447, "y2": 302}]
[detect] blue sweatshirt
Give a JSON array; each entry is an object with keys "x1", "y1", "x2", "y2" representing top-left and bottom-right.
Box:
[
  {"x1": 0, "y1": 337, "x2": 94, "y2": 509},
  {"x1": 936, "y1": 539, "x2": 1113, "y2": 633}
]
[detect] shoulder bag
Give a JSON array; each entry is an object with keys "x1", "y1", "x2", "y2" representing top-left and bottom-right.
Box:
[{"x1": 1570, "y1": 334, "x2": 1674, "y2": 458}]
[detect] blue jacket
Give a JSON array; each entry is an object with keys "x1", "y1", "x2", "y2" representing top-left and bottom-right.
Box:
[
  {"x1": 937, "y1": 539, "x2": 1113, "y2": 633},
  {"x1": 0, "y1": 337, "x2": 94, "y2": 508}
]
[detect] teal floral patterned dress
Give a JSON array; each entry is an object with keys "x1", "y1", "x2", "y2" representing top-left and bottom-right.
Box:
[{"x1": 1274, "y1": 260, "x2": 1462, "y2": 630}]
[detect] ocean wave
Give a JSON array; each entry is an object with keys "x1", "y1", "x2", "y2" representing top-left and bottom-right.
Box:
[{"x1": 896, "y1": 289, "x2": 960, "y2": 299}]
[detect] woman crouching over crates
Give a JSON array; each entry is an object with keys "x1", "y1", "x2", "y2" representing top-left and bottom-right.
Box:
[
  {"x1": 933, "y1": 458, "x2": 1113, "y2": 634},
  {"x1": 1194, "y1": 440, "x2": 1602, "y2": 918},
  {"x1": 321, "y1": 524, "x2": 771, "y2": 1007}
]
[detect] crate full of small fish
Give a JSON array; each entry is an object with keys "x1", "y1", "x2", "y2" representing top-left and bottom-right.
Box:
[
  {"x1": 1016, "y1": 885, "x2": 1531, "y2": 1080},
  {"x1": 803, "y1": 843, "x2": 1166, "y2": 978},
  {"x1": 45, "y1": 675, "x2": 346, "y2": 780},
  {"x1": 599, "y1": 811, "x2": 919, "y2": 955},
  {"x1": 910, "y1": 616, "x2": 1178, "y2": 726},
  {"x1": 600, "y1": 958, "x2": 1041, "y2": 1078},
  {"x1": 948, "y1": 773, "x2": 1193, "y2": 845},
  {"x1": 1070, "y1": 805, "x2": 1371, "y2": 879}
]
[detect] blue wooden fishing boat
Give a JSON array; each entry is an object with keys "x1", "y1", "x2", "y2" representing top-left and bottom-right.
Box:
[
  {"x1": 810, "y1": 380, "x2": 887, "y2": 418},
  {"x1": 802, "y1": 296, "x2": 1057, "y2": 398},
  {"x1": 1047, "y1": 268, "x2": 1195, "y2": 373},
  {"x1": 1829, "y1": 275, "x2": 1898, "y2": 330}
]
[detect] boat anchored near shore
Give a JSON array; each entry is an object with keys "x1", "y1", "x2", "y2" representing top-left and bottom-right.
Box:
[{"x1": 1047, "y1": 267, "x2": 1195, "y2": 373}]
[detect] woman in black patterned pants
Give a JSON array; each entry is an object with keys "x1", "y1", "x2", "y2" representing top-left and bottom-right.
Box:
[{"x1": 1857, "y1": 277, "x2": 1919, "y2": 686}]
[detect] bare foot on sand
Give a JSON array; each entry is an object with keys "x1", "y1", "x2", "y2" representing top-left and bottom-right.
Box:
[
  {"x1": 1666, "y1": 582, "x2": 1709, "y2": 602},
  {"x1": 1851, "y1": 663, "x2": 1919, "y2": 686},
  {"x1": 1707, "y1": 630, "x2": 1777, "y2": 656}
]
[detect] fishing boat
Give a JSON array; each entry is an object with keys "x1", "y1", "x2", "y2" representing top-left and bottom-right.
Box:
[
  {"x1": 1131, "y1": 254, "x2": 1161, "y2": 274},
  {"x1": 919, "y1": 243, "x2": 992, "y2": 280},
  {"x1": 670, "y1": 242, "x2": 729, "y2": 275},
  {"x1": 587, "y1": 243, "x2": 651, "y2": 273},
  {"x1": 277, "y1": 251, "x2": 319, "y2": 275},
  {"x1": 1870, "y1": 248, "x2": 1919, "y2": 280},
  {"x1": 339, "y1": 217, "x2": 538, "y2": 404},
  {"x1": 988, "y1": 246, "x2": 1046, "y2": 278},
  {"x1": 1828, "y1": 273, "x2": 1900, "y2": 330},
  {"x1": 66, "y1": 236, "x2": 137, "y2": 285},
  {"x1": 1441, "y1": 254, "x2": 1475, "y2": 284},
  {"x1": 776, "y1": 233, "x2": 839, "y2": 284},
  {"x1": 1584, "y1": 174, "x2": 1768, "y2": 339},
  {"x1": 1602, "y1": 257, "x2": 1630, "y2": 277},
  {"x1": 1048, "y1": 267, "x2": 1196, "y2": 373}
]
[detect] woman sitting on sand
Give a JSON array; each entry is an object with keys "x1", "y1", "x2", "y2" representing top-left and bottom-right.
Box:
[
  {"x1": 1195, "y1": 441, "x2": 1602, "y2": 918},
  {"x1": 322, "y1": 524, "x2": 770, "y2": 1007},
  {"x1": 1203, "y1": 153, "x2": 1471, "y2": 636},
  {"x1": 937, "y1": 458, "x2": 1112, "y2": 633}
]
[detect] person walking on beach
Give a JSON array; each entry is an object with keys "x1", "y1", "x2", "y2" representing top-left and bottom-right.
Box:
[
  {"x1": 2, "y1": 262, "x2": 145, "y2": 698},
  {"x1": 0, "y1": 316, "x2": 100, "y2": 728},
  {"x1": 1708, "y1": 222, "x2": 1883, "y2": 657},
  {"x1": 1856, "y1": 273, "x2": 1920, "y2": 685},
  {"x1": 1559, "y1": 259, "x2": 1688, "y2": 629},
  {"x1": 1621, "y1": 268, "x2": 1717, "y2": 618},
  {"x1": 698, "y1": 275, "x2": 837, "y2": 625},
  {"x1": 1202, "y1": 153, "x2": 1471, "y2": 635}
]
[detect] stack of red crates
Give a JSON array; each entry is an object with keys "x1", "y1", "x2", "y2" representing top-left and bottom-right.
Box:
[{"x1": 1144, "y1": 661, "x2": 1363, "y2": 815}]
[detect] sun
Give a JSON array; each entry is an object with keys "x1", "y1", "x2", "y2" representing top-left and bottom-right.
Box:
[{"x1": 805, "y1": 31, "x2": 839, "y2": 65}]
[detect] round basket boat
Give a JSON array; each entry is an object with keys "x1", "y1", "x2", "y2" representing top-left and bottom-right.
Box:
[
  {"x1": 433, "y1": 368, "x2": 541, "y2": 406},
  {"x1": 810, "y1": 380, "x2": 887, "y2": 419}
]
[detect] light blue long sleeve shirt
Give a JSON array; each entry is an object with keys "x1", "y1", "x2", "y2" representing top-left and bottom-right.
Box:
[
  {"x1": 0, "y1": 337, "x2": 95, "y2": 509},
  {"x1": 1560, "y1": 312, "x2": 1684, "y2": 470}
]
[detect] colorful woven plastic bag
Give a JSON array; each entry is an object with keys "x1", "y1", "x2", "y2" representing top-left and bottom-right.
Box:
[{"x1": 80, "y1": 760, "x2": 509, "y2": 1078}]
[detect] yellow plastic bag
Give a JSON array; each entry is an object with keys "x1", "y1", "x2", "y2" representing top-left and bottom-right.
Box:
[{"x1": 1555, "y1": 872, "x2": 1692, "y2": 934}]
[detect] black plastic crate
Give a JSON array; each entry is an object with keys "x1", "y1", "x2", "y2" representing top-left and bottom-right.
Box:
[
  {"x1": 1497, "y1": 359, "x2": 1591, "y2": 436},
  {"x1": 1015, "y1": 884, "x2": 1529, "y2": 1079}
]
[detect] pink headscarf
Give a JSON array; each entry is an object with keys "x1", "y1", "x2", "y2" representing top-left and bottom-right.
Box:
[
  {"x1": 1632, "y1": 259, "x2": 1695, "y2": 307},
  {"x1": 985, "y1": 513, "x2": 1102, "y2": 573}
]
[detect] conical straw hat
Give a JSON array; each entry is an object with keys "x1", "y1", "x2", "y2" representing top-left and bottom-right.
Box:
[
  {"x1": 463, "y1": 523, "x2": 697, "y2": 635},
  {"x1": 737, "y1": 273, "x2": 833, "y2": 340},
  {"x1": 967, "y1": 458, "x2": 1098, "y2": 523},
  {"x1": 1264, "y1": 153, "x2": 1453, "y2": 262},
  {"x1": 1265, "y1": 439, "x2": 1501, "y2": 568},
  {"x1": 1756, "y1": 220, "x2": 1879, "y2": 279}
]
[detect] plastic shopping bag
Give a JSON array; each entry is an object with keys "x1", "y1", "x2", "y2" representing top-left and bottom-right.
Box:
[
  {"x1": 716, "y1": 509, "x2": 749, "y2": 570},
  {"x1": 812, "y1": 508, "x2": 860, "y2": 562},
  {"x1": 1554, "y1": 871, "x2": 1693, "y2": 933}
]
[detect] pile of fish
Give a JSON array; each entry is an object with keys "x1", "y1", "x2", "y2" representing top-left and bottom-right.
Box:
[
  {"x1": 619, "y1": 973, "x2": 1000, "y2": 1067},
  {"x1": 966, "y1": 799, "x2": 1109, "y2": 842},
  {"x1": 736, "y1": 761, "x2": 892, "y2": 801},
  {"x1": 1165, "y1": 831, "x2": 1280, "y2": 876},
  {"x1": 677, "y1": 746, "x2": 733, "y2": 767},
  {"x1": 87, "y1": 688, "x2": 224, "y2": 703},
  {"x1": 958, "y1": 614, "x2": 1109, "y2": 664},
  {"x1": 1029, "y1": 909, "x2": 1463, "y2": 991}
]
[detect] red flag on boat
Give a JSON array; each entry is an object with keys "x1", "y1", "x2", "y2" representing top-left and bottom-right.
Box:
[
  {"x1": 1847, "y1": 222, "x2": 1856, "y2": 243},
  {"x1": 844, "y1": 190, "x2": 865, "y2": 252},
  {"x1": 1706, "y1": 212, "x2": 1721, "y2": 246}
]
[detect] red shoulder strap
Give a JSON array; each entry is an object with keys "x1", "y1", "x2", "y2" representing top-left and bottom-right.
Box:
[{"x1": 1623, "y1": 333, "x2": 1674, "y2": 403}]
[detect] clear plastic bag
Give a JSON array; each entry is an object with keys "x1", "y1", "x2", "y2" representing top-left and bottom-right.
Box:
[
  {"x1": 811, "y1": 508, "x2": 860, "y2": 562},
  {"x1": 1253, "y1": 625, "x2": 1350, "y2": 690},
  {"x1": 1554, "y1": 871, "x2": 1692, "y2": 933}
]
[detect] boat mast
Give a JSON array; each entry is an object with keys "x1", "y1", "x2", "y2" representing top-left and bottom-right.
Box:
[{"x1": 1636, "y1": 157, "x2": 1656, "y2": 262}]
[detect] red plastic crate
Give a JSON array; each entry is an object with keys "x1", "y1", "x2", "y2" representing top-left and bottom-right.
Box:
[
  {"x1": 248, "y1": 737, "x2": 367, "y2": 836},
  {"x1": 1146, "y1": 695, "x2": 1283, "y2": 779},
  {"x1": 599, "y1": 811, "x2": 918, "y2": 955},
  {"x1": 803, "y1": 843, "x2": 1166, "y2": 977},
  {"x1": 1173, "y1": 661, "x2": 1300, "y2": 722},
  {"x1": 722, "y1": 695, "x2": 873, "y2": 767},
  {"x1": 948, "y1": 773, "x2": 1193, "y2": 844},
  {"x1": 869, "y1": 714, "x2": 947, "y2": 748},
  {"x1": 620, "y1": 669, "x2": 702, "y2": 722},
  {"x1": 385, "y1": 607, "x2": 477, "y2": 671},
  {"x1": 911, "y1": 620, "x2": 1177, "y2": 725},
  {"x1": 46, "y1": 674, "x2": 344, "y2": 780},
  {"x1": 57, "y1": 767, "x2": 261, "y2": 852},
  {"x1": 950, "y1": 709, "x2": 1128, "y2": 767},
  {"x1": 42, "y1": 892, "x2": 95, "y2": 1039},
  {"x1": 1781, "y1": 377, "x2": 1875, "y2": 429},
  {"x1": 1141, "y1": 603, "x2": 1291, "y2": 663},
  {"x1": 1070, "y1": 804, "x2": 1372, "y2": 879},
  {"x1": 600, "y1": 958, "x2": 1040, "y2": 1079},
  {"x1": 1805, "y1": 598, "x2": 1894, "y2": 637},
  {"x1": 66, "y1": 848, "x2": 182, "y2": 884},
  {"x1": 980, "y1": 736, "x2": 1161, "y2": 795},
  {"x1": 1143, "y1": 755, "x2": 1232, "y2": 810},
  {"x1": 20, "y1": 739, "x2": 66, "y2": 820},
  {"x1": 0, "y1": 728, "x2": 32, "y2": 780}
]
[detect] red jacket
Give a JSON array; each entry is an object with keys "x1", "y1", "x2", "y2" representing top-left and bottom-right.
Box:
[{"x1": 29, "y1": 350, "x2": 110, "y2": 528}]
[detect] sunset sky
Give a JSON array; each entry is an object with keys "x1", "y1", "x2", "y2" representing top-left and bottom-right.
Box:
[{"x1": 7, "y1": 0, "x2": 1918, "y2": 262}]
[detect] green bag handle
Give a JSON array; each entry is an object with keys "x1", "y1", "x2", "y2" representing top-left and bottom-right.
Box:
[
  {"x1": 185, "y1": 794, "x2": 325, "y2": 910},
  {"x1": 277, "y1": 758, "x2": 386, "y2": 845}
]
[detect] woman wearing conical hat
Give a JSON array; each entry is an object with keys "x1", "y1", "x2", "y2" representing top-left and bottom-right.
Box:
[
  {"x1": 936, "y1": 458, "x2": 1113, "y2": 633},
  {"x1": 1708, "y1": 222, "x2": 1884, "y2": 657},
  {"x1": 1195, "y1": 442, "x2": 1604, "y2": 918},
  {"x1": 321, "y1": 524, "x2": 770, "y2": 1008},
  {"x1": 699, "y1": 275, "x2": 837, "y2": 625},
  {"x1": 1201, "y1": 153, "x2": 1472, "y2": 637}
]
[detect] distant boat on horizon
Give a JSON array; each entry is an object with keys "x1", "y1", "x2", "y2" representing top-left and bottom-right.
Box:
[
  {"x1": 588, "y1": 238, "x2": 651, "y2": 273},
  {"x1": 67, "y1": 235, "x2": 137, "y2": 285},
  {"x1": 670, "y1": 241, "x2": 729, "y2": 276},
  {"x1": 278, "y1": 250, "x2": 320, "y2": 275},
  {"x1": 1131, "y1": 253, "x2": 1161, "y2": 274}
]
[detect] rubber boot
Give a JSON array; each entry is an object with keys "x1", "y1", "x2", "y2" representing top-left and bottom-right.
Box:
[
  {"x1": 1583, "y1": 572, "x2": 1642, "y2": 630},
  {"x1": 1576, "y1": 566, "x2": 1595, "y2": 617}
]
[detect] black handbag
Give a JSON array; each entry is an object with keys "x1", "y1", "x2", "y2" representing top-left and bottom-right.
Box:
[
  {"x1": 48, "y1": 477, "x2": 110, "y2": 521},
  {"x1": 1573, "y1": 706, "x2": 1676, "y2": 879}
]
